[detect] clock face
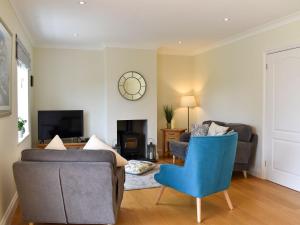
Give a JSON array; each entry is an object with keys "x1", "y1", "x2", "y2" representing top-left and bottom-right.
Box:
[{"x1": 118, "y1": 71, "x2": 147, "y2": 101}]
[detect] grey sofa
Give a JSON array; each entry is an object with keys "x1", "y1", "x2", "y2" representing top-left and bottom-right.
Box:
[
  {"x1": 13, "y1": 149, "x2": 125, "y2": 225},
  {"x1": 169, "y1": 120, "x2": 258, "y2": 178}
]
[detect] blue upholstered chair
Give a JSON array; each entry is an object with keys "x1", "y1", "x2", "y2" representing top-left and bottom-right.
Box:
[{"x1": 154, "y1": 133, "x2": 238, "y2": 223}]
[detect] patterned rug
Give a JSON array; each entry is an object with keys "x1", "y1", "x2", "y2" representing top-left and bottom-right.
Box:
[{"x1": 125, "y1": 164, "x2": 161, "y2": 191}]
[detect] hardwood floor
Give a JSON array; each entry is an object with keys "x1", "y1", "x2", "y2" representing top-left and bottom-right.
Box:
[{"x1": 11, "y1": 174, "x2": 300, "y2": 225}]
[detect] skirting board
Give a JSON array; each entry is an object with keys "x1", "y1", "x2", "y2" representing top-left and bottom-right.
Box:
[{"x1": 0, "y1": 193, "x2": 18, "y2": 225}]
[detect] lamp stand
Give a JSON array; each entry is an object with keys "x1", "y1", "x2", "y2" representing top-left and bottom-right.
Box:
[{"x1": 187, "y1": 106, "x2": 190, "y2": 132}]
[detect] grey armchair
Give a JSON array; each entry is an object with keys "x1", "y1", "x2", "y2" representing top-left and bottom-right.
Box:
[
  {"x1": 169, "y1": 120, "x2": 258, "y2": 178},
  {"x1": 13, "y1": 149, "x2": 125, "y2": 225}
]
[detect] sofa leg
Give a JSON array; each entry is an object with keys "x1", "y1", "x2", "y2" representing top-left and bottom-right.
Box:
[
  {"x1": 196, "y1": 198, "x2": 201, "y2": 223},
  {"x1": 155, "y1": 186, "x2": 166, "y2": 204},
  {"x1": 172, "y1": 155, "x2": 176, "y2": 164},
  {"x1": 243, "y1": 170, "x2": 247, "y2": 179},
  {"x1": 224, "y1": 190, "x2": 233, "y2": 210}
]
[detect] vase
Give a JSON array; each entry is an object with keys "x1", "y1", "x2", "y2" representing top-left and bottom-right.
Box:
[
  {"x1": 167, "y1": 122, "x2": 171, "y2": 129},
  {"x1": 18, "y1": 130, "x2": 24, "y2": 139}
]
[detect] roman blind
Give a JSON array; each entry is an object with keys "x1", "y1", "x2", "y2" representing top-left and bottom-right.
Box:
[{"x1": 16, "y1": 35, "x2": 31, "y2": 68}]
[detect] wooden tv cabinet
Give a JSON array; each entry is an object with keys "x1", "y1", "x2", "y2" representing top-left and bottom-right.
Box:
[{"x1": 37, "y1": 142, "x2": 87, "y2": 149}]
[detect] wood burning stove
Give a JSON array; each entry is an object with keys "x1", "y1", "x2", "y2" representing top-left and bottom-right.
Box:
[{"x1": 117, "y1": 120, "x2": 147, "y2": 159}]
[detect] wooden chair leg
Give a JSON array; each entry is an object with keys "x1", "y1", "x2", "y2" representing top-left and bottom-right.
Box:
[
  {"x1": 224, "y1": 190, "x2": 233, "y2": 210},
  {"x1": 196, "y1": 198, "x2": 201, "y2": 223},
  {"x1": 172, "y1": 155, "x2": 176, "y2": 164},
  {"x1": 243, "y1": 170, "x2": 247, "y2": 178},
  {"x1": 155, "y1": 186, "x2": 166, "y2": 204}
]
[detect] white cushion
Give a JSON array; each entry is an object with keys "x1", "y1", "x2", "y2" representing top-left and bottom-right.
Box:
[
  {"x1": 208, "y1": 122, "x2": 229, "y2": 136},
  {"x1": 83, "y1": 135, "x2": 128, "y2": 167},
  {"x1": 45, "y1": 135, "x2": 66, "y2": 150}
]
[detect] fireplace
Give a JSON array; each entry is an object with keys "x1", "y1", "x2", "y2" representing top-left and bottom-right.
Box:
[{"x1": 117, "y1": 120, "x2": 147, "y2": 159}]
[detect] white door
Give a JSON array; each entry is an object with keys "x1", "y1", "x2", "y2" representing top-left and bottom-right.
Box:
[{"x1": 265, "y1": 47, "x2": 300, "y2": 191}]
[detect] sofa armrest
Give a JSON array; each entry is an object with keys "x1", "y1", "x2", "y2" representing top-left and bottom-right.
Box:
[
  {"x1": 169, "y1": 141, "x2": 189, "y2": 160},
  {"x1": 179, "y1": 132, "x2": 191, "y2": 142},
  {"x1": 235, "y1": 134, "x2": 258, "y2": 164}
]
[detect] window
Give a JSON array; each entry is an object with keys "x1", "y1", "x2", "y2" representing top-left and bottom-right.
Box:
[
  {"x1": 16, "y1": 36, "x2": 31, "y2": 143},
  {"x1": 17, "y1": 62, "x2": 29, "y2": 142}
]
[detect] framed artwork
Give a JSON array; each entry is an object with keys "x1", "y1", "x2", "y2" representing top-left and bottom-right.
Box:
[{"x1": 0, "y1": 18, "x2": 12, "y2": 117}]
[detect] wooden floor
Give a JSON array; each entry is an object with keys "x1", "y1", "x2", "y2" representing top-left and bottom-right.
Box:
[{"x1": 11, "y1": 173, "x2": 300, "y2": 225}]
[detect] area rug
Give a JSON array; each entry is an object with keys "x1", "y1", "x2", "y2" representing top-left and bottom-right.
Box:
[{"x1": 125, "y1": 164, "x2": 161, "y2": 191}]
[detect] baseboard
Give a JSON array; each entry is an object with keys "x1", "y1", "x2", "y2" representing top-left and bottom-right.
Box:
[
  {"x1": 0, "y1": 193, "x2": 18, "y2": 225},
  {"x1": 248, "y1": 169, "x2": 263, "y2": 179}
]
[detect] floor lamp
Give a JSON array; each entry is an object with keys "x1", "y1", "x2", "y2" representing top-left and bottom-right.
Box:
[{"x1": 181, "y1": 96, "x2": 196, "y2": 132}]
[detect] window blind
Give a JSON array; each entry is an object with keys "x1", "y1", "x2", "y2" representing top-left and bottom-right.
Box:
[{"x1": 16, "y1": 35, "x2": 31, "y2": 69}]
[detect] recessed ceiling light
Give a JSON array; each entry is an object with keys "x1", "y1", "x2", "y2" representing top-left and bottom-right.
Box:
[
  {"x1": 79, "y1": 1, "x2": 87, "y2": 5},
  {"x1": 224, "y1": 17, "x2": 230, "y2": 22},
  {"x1": 178, "y1": 41, "x2": 182, "y2": 44},
  {"x1": 73, "y1": 33, "x2": 79, "y2": 37}
]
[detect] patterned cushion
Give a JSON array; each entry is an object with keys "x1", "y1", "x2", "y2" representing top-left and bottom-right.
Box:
[
  {"x1": 191, "y1": 124, "x2": 209, "y2": 137},
  {"x1": 125, "y1": 160, "x2": 156, "y2": 175}
]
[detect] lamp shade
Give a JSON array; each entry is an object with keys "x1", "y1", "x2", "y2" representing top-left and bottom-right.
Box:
[{"x1": 181, "y1": 96, "x2": 196, "y2": 107}]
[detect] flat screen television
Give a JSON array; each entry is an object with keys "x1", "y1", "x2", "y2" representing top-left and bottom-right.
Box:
[{"x1": 38, "y1": 110, "x2": 84, "y2": 141}]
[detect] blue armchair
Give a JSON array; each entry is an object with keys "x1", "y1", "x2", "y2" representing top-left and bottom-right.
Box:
[{"x1": 154, "y1": 133, "x2": 238, "y2": 223}]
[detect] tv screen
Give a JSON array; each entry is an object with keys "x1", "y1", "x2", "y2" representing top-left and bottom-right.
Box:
[{"x1": 38, "y1": 110, "x2": 83, "y2": 141}]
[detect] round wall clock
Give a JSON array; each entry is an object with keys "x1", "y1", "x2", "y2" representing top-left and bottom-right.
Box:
[{"x1": 118, "y1": 71, "x2": 147, "y2": 101}]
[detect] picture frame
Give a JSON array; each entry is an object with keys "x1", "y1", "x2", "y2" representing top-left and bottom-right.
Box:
[{"x1": 0, "y1": 18, "x2": 13, "y2": 117}]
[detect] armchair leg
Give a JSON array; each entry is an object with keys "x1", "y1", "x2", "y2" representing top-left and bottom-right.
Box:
[
  {"x1": 172, "y1": 155, "x2": 176, "y2": 164},
  {"x1": 224, "y1": 190, "x2": 233, "y2": 210},
  {"x1": 196, "y1": 198, "x2": 201, "y2": 223},
  {"x1": 155, "y1": 186, "x2": 166, "y2": 205},
  {"x1": 243, "y1": 170, "x2": 247, "y2": 178}
]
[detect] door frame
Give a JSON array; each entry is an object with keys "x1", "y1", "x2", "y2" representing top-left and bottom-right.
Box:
[{"x1": 262, "y1": 45, "x2": 300, "y2": 180}]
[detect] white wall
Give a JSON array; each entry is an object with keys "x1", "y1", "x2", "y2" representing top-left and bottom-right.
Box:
[
  {"x1": 158, "y1": 20, "x2": 300, "y2": 177},
  {"x1": 157, "y1": 54, "x2": 199, "y2": 151},
  {"x1": 104, "y1": 48, "x2": 157, "y2": 146},
  {"x1": 193, "y1": 20, "x2": 300, "y2": 177},
  {"x1": 0, "y1": 0, "x2": 32, "y2": 223},
  {"x1": 32, "y1": 47, "x2": 157, "y2": 148},
  {"x1": 32, "y1": 48, "x2": 106, "y2": 142}
]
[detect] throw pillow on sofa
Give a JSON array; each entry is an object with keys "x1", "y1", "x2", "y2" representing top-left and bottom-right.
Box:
[
  {"x1": 208, "y1": 122, "x2": 229, "y2": 136},
  {"x1": 45, "y1": 135, "x2": 66, "y2": 150},
  {"x1": 83, "y1": 135, "x2": 128, "y2": 167},
  {"x1": 191, "y1": 123, "x2": 209, "y2": 137}
]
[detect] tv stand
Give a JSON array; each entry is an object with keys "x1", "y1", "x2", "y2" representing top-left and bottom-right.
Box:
[{"x1": 37, "y1": 142, "x2": 87, "y2": 149}]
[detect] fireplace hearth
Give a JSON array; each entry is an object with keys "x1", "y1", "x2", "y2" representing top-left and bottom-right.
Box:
[{"x1": 117, "y1": 120, "x2": 147, "y2": 159}]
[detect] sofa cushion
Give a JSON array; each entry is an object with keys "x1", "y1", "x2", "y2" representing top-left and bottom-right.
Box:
[
  {"x1": 203, "y1": 120, "x2": 226, "y2": 127},
  {"x1": 208, "y1": 122, "x2": 229, "y2": 136},
  {"x1": 191, "y1": 124, "x2": 209, "y2": 137},
  {"x1": 45, "y1": 135, "x2": 66, "y2": 150},
  {"x1": 21, "y1": 149, "x2": 116, "y2": 165},
  {"x1": 203, "y1": 121, "x2": 253, "y2": 142},
  {"x1": 227, "y1": 123, "x2": 252, "y2": 142},
  {"x1": 83, "y1": 135, "x2": 128, "y2": 167}
]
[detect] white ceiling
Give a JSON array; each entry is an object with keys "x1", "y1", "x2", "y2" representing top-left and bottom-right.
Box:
[{"x1": 9, "y1": 0, "x2": 300, "y2": 54}]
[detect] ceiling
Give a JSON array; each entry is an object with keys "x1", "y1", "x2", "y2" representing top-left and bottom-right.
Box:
[{"x1": 9, "y1": 0, "x2": 300, "y2": 54}]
